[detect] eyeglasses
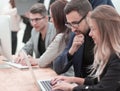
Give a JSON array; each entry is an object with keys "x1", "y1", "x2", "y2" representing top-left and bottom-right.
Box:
[
  {"x1": 65, "y1": 14, "x2": 87, "y2": 29},
  {"x1": 29, "y1": 16, "x2": 45, "y2": 23}
]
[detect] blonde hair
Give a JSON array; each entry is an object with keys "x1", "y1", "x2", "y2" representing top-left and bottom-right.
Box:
[{"x1": 89, "y1": 5, "x2": 120, "y2": 78}]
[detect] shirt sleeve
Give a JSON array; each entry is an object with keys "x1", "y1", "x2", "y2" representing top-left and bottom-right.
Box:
[{"x1": 73, "y1": 58, "x2": 120, "y2": 91}]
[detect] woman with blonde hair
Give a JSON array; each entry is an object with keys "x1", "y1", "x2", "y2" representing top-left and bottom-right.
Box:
[{"x1": 51, "y1": 5, "x2": 120, "y2": 91}]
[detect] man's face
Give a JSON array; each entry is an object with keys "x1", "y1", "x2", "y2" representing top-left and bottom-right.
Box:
[
  {"x1": 29, "y1": 13, "x2": 48, "y2": 32},
  {"x1": 66, "y1": 11, "x2": 88, "y2": 35}
]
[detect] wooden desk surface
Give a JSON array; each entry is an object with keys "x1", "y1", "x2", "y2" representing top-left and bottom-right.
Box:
[{"x1": 0, "y1": 61, "x2": 57, "y2": 91}]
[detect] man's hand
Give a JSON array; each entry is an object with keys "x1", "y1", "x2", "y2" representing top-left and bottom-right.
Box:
[
  {"x1": 69, "y1": 34, "x2": 84, "y2": 55},
  {"x1": 14, "y1": 51, "x2": 27, "y2": 65}
]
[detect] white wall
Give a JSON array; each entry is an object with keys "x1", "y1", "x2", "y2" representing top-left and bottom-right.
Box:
[
  {"x1": 15, "y1": 0, "x2": 38, "y2": 15},
  {"x1": 0, "y1": 0, "x2": 9, "y2": 10},
  {"x1": 0, "y1": 0, "x2": 38, "y2": 15},
  {"x1": 112, "y1": 0, "x2": 120, "y2": 14}
]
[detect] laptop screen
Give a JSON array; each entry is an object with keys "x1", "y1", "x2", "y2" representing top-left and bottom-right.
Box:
[{"x1": 22, "y1": 50, "x2": 54, "y2": 91}]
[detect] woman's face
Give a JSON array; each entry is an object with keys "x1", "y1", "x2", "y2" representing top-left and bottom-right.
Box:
[
  {"x1": 49, "y1": 9, "x2": 54, "y2": 23},
  {"x1": 88, "y1": 17, "x2": 100, "y2": 45}
]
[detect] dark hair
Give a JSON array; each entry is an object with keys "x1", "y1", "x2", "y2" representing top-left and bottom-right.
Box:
[
  {"x1": 29, "y1": 3, "x2": 47, "y2": 16},
  {"x1": 9, "y1": 0, "x2": 16, "y2": 8},
  {"x1": 50, "y1": 0, "x2": 68, "y2": 33},
  {"x1": 64, "y1": 0, "x2": 92, "y2": 17},
  {"x1": 50, "y1": 0, "x2": 70, "y2": 45}
]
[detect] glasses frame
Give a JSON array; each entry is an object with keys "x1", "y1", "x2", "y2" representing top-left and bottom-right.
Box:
[
  {"x1": 29, "y1": 16, "x2": 45, "y2": 23},
  {"x1": 65, "y1": 14, "x2": 87, "y2": 29}
]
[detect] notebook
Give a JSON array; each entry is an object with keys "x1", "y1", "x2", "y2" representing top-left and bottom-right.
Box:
[
  {"x1": 6, "y1": 61, "x2": 29, "y2": 69},
  {"x1": 0, "y1": 63, "x2": 11, "y2": 69}
]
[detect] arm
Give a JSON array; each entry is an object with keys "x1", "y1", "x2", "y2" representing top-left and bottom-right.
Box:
[
  {"x1": 51, "y1": 75, "x2": 85, "y2": 85},
  {"x1": 73, "y1": 58, "x2": 120, "y2": 91},
  {"x1": 52, "y1": 57, "x2": 120, "y2": 91},
  {"x1": 14, "y1": 36, "x2": 34, "y2": 65},
  {"x1": 21, "y1": 29, "x2": 38, "y2": 56},
  {"x1": 22, "y1": 38, "x2": 33, "y2": 55},
  {"x1": 53, "y1": 32, "x2": 75, "y2": 74},
  {"x1": 38, "y1": 33, "x2": 65, "y2": 67},
  {"x1": 22, "y1": 37, "x2": 33, "y2": 56},
  {"x1": 53, "y1": 33, "x2": 84, "y2": 76}
]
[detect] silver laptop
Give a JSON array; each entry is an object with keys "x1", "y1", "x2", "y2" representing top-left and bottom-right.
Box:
[{"x1": 22, "y1": 50, "x2": 53, "y2": 91}]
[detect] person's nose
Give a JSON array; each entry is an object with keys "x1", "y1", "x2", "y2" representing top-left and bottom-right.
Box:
[
  {"x1": 89, "y1": 30, "x2": 92, "y2": 37},
  {"x1": 71, "y1": 27, "x2": 76, "y2": 33},
  {"x1": 49, "y1": 17, "x2": 53, "y2": 23},
  {"x1": 31, "y1": 21, "x2": 37, "y2": 26}
]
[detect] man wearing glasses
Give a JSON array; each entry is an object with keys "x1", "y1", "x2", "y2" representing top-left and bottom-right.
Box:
[
  {"x1": 53, "y1": 0, "x2": 114, "y2": 78},
  {"x1": 15, "y1": 3, "x2": 56, "y2": 65}
]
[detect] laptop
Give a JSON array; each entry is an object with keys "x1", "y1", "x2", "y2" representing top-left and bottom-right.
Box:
[
  {"x1": 6, "y1": 50, "x2": 38, "y2": 69},
  {"x1": 22, "y1": 50, "x2": 53, "y2": 91},
  {"x1": 0, "y1": 15, "x2": 30, "y2": 69}
]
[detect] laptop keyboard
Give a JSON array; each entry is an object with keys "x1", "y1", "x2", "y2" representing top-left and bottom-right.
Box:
[{"x1": 40, "y1": 80, "x2": 52, "y2": 91}]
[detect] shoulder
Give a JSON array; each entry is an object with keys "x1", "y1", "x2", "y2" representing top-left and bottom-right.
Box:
[
  {"x1": 47, "y1": 22, "x2": 56, "y2": 33},
  {"x1": 31, "y1": 28, "x2": 39, "y2": 35},
  {"x1": 90, "y1": 0, "x2": 114, "y2": 9},
  {"x1": 56, "y1": 33, "x2": 64, "y2": 37},
  {"x1": 108, "y1": 54, "x2": 120, "y2": 69},
  {"x1": 48, "y1": 22, "x2": 55, "y2": 29},
  {"x1": 53, "y1": 33, "x2": 64, "y2": 42}
]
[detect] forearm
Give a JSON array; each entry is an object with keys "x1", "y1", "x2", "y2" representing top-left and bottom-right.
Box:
[
  {"x1": 69, "y1": 47, "x2": 76, "y2": 56},
  {"x1": 69, "y1": 77, "x2": 85, "y2": 85},
  {"x1": 38, "y1": 34, "x2": 64, "y2": 68},
  {"x1": 22, "y1": 39, "x2": 33, "y2": 55}
]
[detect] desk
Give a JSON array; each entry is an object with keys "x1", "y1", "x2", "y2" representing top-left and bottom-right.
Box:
[{"x1": 0, "y1": 61, "x2": 57, "y2": 91}]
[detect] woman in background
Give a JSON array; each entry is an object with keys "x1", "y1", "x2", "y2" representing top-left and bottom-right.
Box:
[
  {"x1": 8, "y1": 0, "x2": 20, "y2": 54},
  {"x1": 10, "y1": 0, "x2": 33, "y2": 54},
  {"x1": 37, "y1": 0, "x2": 69, "y2": 68},
  {"x1": 1, "y1": 0, "x2": 33, "y2": 54},
  {"x1": 51, "y1": 5, "x2": 120, "y2": 91}
]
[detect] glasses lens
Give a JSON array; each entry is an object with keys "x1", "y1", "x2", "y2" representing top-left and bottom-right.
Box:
[{"x1": 29, "y1": 17, "x2": 45, "y2": 22}]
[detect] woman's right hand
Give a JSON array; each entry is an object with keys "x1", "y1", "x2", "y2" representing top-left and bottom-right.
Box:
[{"x1": 51, "y1": 75, "x2": 73, "y2": 86}]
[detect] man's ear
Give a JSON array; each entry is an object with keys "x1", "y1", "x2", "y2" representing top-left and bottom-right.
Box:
[
  {"x1": 86, "y1": 11, "x2": 92, "y2": 23},
  {"x1": 45, "y1": 15, "x2": 49, "y2": 21}
]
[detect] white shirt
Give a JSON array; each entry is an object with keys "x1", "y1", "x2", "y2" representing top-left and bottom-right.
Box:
[{"x1": 44, "y1": 0, "x2": 51, "y2": 10}]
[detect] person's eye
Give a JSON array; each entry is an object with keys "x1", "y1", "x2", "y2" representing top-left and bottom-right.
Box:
[
  {"x1": 35, "y1": 18, "x2": 39, "y2": 21},
  {"x1": 72, "y1": 21, "x2": 79, "y2": 24}
]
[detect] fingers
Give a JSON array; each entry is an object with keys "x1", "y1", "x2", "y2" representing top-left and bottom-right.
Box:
[
  {"x1": 51, "y1": 78, "x2": 60, "y2": 86},
  {"x1": 52, "y1": 81, "x2": 62, "y2": 90},
  {"x1": 52, "y1": 81, "x2": 72, "y2": 91},
  {"x1": 14, "y1": 56, "x2": 21, "y2": 63},
  {"x1": 70, "y1": 34, "x2": 84, "y2": 55},
  {"x1": 28, "y1": 55, "x2": 31, "y2": 58},
  {"x1": 74, "y1": 34, "x2": 84, "y2": 44},
  {"x1": 14, "y1": 53, "x2": 27, "y2": 66},
  {"x1": 15, "y1": 57, "x2": 27, "y2": 66},
  {"x1": 51, "y1": 76, "x2": 68, "y2": 86}
]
